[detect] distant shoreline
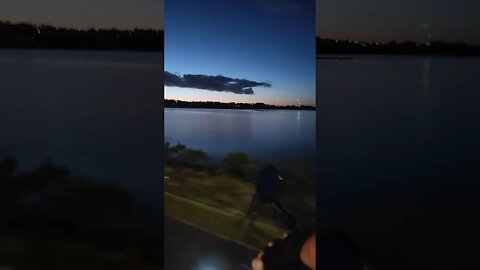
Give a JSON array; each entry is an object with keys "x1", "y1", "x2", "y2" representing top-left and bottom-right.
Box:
[
  {"x1": 166, "y1": 107, "x2": 315, "y2": 111},
  {"x1": 164, "y1": 100, "x2": 315, "y2": 111},
  {"x1": 0, "y1": 21, "x2": 163, "y2": 52},
  {"x1": 0, "y1": 47, "x2": 164, "y2": 53},
  {"x1": 317, "y1": 38, "x2": 480, "y2": 57},
  {"x1": 315, "y1": 54, "x2": 479, "y2": 60}
]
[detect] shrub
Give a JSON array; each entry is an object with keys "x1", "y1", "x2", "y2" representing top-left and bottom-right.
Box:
[{"x1": 221, "y1": 152, "x2": 258, "y2": 181}]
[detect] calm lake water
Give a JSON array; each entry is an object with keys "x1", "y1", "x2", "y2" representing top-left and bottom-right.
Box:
[
  {"x1": 165, "y1": 108, "x2": 315, "y2": 171},
  {"x1": 317, "y1": 55, "x2": 480, "y2": 270},
  {"x1": 0, "y1": 49, "x2": 164, "y2": 207}
]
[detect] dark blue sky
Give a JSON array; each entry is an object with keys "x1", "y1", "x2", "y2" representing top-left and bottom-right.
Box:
[
  {"x1": 165, "y1": 0, "x2": 316, "y2": 106},
  {"x1": 0, "y1": 0, "x2": 163, "y2": 30},
  {"x1": 317, "y1": 0, "x2": 480, "y2": 45}
]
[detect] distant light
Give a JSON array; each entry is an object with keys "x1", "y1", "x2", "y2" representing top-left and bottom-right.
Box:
[{"x1": 36, "y1": 28, "x2": 41, "y2": 34}]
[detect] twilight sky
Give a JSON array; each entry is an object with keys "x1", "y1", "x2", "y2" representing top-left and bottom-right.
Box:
[
  {"x1": 0, "y1": 0, "x2": 163, "y2": 30},
  {"x1": 2, "y1": 0, "x2": 477, "y2": 43},
  {"x1": 164, "y1": 0, "x2": 316, "y2": 106},
  {"x1": 317, "y1": 0, "x2": 480, "y2": 45}
]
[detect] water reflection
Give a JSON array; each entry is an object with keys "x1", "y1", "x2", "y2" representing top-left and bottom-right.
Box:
[
  {"x1": 165, "y1": 108, "x2": 315, "y2": 166},
  {"x1": 0, "y1": 50, "x2": 163, "y2": 206},
  {"x1": 422, "y1": 59, "x2": 431, "y2": 89},
  {"x1": 0, "y1": 50, "x2": 164, "y2": 269},
  {"x1": 317, "y1": 56, "x2": 480, "y2": 270}
]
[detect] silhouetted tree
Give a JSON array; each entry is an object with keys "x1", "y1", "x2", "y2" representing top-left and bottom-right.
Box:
[
  {"x1": 164, "y1": 99, "x2": 315, "y2": 110},
  {"x1": 0, "y1": 21, "x2": 163, "y2": 51},
  {"x1": 316, "y1": 37, "x2": 480, "y2": 56}
]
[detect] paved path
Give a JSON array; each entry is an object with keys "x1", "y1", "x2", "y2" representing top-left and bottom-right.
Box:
[{"x1": 165, "y1": 216, "x2": 258, "y2": 270}]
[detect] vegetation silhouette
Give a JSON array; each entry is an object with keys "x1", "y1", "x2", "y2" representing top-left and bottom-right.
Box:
[
  {"x1": 0, "y1": 157, "x2": 162, "y2": 269},
  {"x1": 164, "y1": 143, "x2": 316, "y2": 227},
  {"x1": 164, "y1": 142, "x2": 212, "y2": 170},
  {"x1": 0, "y1": 21, "x2": 163, "y2": 52},
  {"x1": 221, "y1": 153, "x2": 258, "y2": 182},
  {"x1": 165, "y1": 143, "x2": 257, "y2": 182},
  {"x1": 317, "y1": 37, "x2": 480, "y2": 56},
  {"x1": 165, "y1": 99, "x2": 315, "y2": 111}
]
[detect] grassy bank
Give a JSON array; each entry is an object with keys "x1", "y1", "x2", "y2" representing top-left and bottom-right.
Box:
[
  {"x1": 164, "y1": 142, "x2": 316, "y2": 247},
  {"x1": 164, "y1": 192, "x2": 285, "y2": 249}
]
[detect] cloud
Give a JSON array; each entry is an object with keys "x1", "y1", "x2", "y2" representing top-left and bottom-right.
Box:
[{"x1": 164, "y1": 72, "x2": 271, "y2": 95}]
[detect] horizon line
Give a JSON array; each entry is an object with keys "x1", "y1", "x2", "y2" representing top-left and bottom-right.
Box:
[
  {"x1": 0, "y1": 20, "x2": 163, "y2": 32},
  {"x1": 164, "y1": 99, "x2": 316, "y2": 108},
  {"x1": 317, "y1": 36, "x2": 480, "y2": 47}
]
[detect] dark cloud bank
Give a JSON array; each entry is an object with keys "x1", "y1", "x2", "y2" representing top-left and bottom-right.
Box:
[{"x1": 164, "y1": 72, "x2": 271, "y2": 95}]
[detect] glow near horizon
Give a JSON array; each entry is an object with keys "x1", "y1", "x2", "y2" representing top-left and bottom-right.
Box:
[
  {"x1": 165, "y1": 0, "x2": 316, "y2": 107},
  {"x1": 164, "y1": 86, "x2": 313, "y2": 107}
]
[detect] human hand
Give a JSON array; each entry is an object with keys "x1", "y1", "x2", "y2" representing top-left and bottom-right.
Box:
[
  {"x1": 251, "y1": 251, "x2": 265, "y2": 270},
  {"x1": 251, "y1": 233, "x2": 316, "y2": 270}
]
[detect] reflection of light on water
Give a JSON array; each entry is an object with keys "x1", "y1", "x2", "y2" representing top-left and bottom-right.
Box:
[
  {"x1": 297, "y1": 111, "x2": 301, "y2": 121},
  {"x1": 419, "y1": 59, "x2": 434, "y2": 127},
  {"x1": 422, "y1": 59, "x2": 431, "y2": 89}
]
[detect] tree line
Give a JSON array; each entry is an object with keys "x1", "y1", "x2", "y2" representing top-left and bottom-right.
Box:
[
  {"x1": 317, "y1": 37, "x2": 480, "y2": 56},
  {"x1": 165, "y1": 99, "x2": 315, "y2": 111},
  {"x1": 0, "y1": 21, "x2": 163, "y2": 51}
]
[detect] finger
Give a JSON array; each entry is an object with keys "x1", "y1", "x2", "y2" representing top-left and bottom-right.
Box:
[
  {"x1": 251, "y1": 256, "x2": 264, "y2": 270},
  {"x1": 256, "y1": 251, "x2": 264, "y2": 259},
  {"x1": 300, "y1": 234, "x2": 316, "y2": 270}
]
